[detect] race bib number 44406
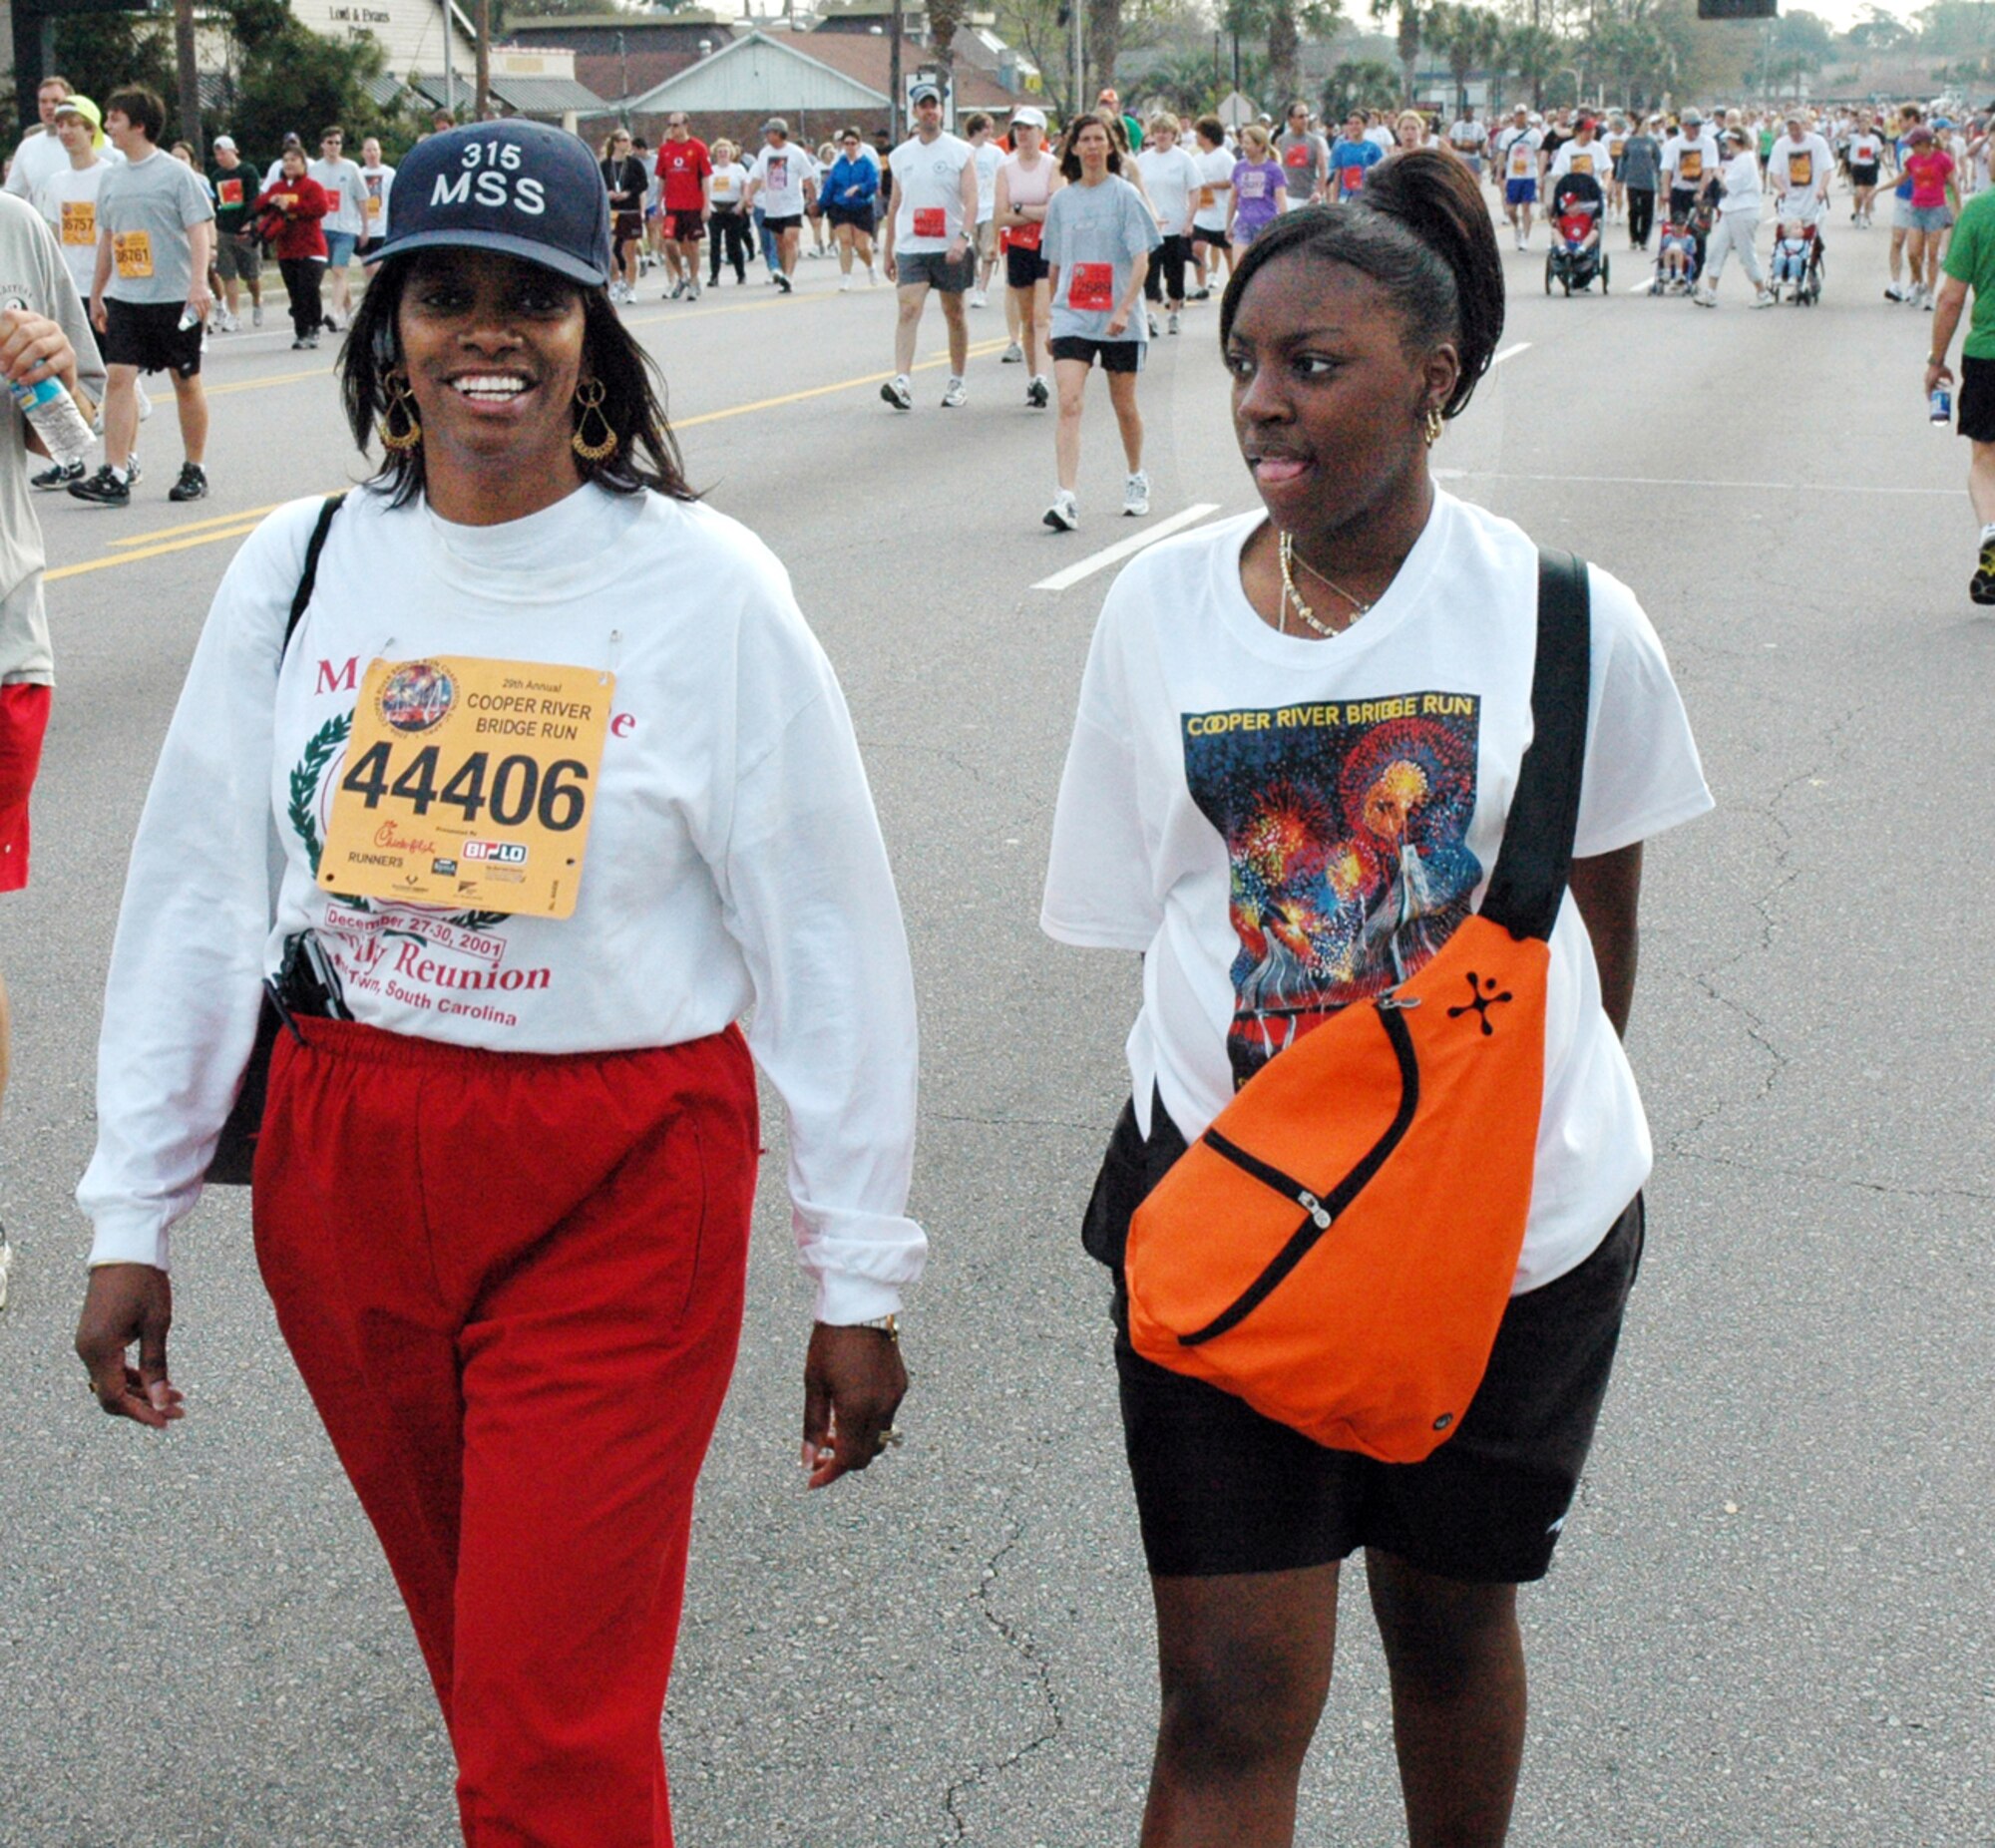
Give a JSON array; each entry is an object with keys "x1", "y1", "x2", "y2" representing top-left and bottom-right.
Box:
[{"x1": 319, "y1": 656, "x2": 614, "y2": 919}]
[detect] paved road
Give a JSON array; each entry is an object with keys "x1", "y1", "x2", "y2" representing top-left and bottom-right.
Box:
[{"x1": 2, "y1": 197, "x2": 1991, "y2": 1846}]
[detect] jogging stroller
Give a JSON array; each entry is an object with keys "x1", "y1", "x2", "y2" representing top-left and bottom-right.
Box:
[
  {"x1": 1770, "y1": 217, "x2": 1824, "y2": 305},
  {"x1": 1544, "y1": 173, "x2": 1608, "y2": 294},
  {"x1": 1651, "y1": 194, "x2": 1712, "y2": 297}
]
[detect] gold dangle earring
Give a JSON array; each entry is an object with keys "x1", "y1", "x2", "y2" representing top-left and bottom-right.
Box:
[
  {"x1": 378, "y1": 371, "x2": 422, "y2": 452},
  {"x1": 571, "y1": 378, "x2": 618, "y2": 462},
  {"x1": 1423, "y1": 405, "x2": 1445, "y2": 447}
]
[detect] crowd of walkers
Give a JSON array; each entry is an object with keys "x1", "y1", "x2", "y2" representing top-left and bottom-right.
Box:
[{"x1": 0, "y1": 55, "x2": 1984, "y2": 1848}]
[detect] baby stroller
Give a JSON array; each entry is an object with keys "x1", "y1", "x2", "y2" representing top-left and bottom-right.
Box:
[
  {"x1": 1652, "y1": 217, "x2": 1700, "y2": 294},
  {"x1": 1544, "y1": 173, "x2": 1608, "y2": 294},
  {"x1": 1770, "y1": 217, "x2": 1824, "y2": 305}
]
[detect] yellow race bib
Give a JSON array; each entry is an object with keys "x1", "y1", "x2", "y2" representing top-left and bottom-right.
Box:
[
  {"x1": 60, "y1": 200, "x2": 95, "y2": 246},
  {"x1": 113, "y1": 230, "x2": 153, "y2": 278},
  {"x1": 319, "y1": 656, "x2": 614, "y2": 920}
]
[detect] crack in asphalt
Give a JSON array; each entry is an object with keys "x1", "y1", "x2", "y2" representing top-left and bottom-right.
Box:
[
  {"x1": 938, "y1": 1497, "x2": 1064, "y2": 1842},
  {"x1": 1668, "y1": 714, "x2": 1851, "y2": 1161},
  {"x1": 1685, "y1": 1150, "x2": 1995, "y2": 1207}
]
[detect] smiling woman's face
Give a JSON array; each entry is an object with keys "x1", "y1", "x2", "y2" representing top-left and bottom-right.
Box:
[{"x1": 395, "y1": 247, "x2": 591, "y2": 525}]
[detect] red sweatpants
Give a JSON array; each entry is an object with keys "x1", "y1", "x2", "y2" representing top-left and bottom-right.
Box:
[{"x1": 252, "y1": 1016, "x2": 759, "y2": 1848}]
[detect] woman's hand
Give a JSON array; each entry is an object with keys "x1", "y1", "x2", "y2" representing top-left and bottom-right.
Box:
[
  {"x1": 75, "y1": 1264, "x2": 185, "y2": 1430},
  {"x1": 800, "y1": 1322, "x2": 907, "y2": 1490}
]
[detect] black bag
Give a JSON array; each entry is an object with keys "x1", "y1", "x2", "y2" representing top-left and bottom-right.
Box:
[{"x1": 204, "y1": 492, "x2": 347, "y2": 1186}]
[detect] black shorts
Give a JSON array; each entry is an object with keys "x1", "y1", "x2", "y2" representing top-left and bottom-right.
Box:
[
  {"x1": 1089, "y1": 1096, "x2": 1645, "y2": 1583},
  {"x1": 1049, "y1": 334, "x2": 1143, "y2": 373},
  {"x1": 761, "y1": 212, "x2": 801, "y2": 234},
  {"x1": 1851, "y1": 162, "x2": 1879, "y2": 187},
  {"x1": 1005, "y1": 243, "x2": 1048, "y2": 289},
  {"x1": 101, "y1": 296, "x2": 202, "y2": 378},
  {"x1": 611, "y1": 210, "x2": 643, "y2": 245},
  {"x1": 1193, "y1": 225, "x2": 1231, "y2": 249},
  {"x1": 826, "y1": 202, "x2": 876, "y2": 233},
  {"x1": 667, "y1": 208, "x2": 704, "y2": 241},
  {"x1": 1958, "y1": 354, "x2": 1995, "y2": 442}
]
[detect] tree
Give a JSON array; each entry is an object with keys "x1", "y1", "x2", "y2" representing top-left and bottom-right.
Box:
[
  {"x1": 1500, "y1": 18, "x2": 1562, "y2": 107},
  {"x1": 222, "y1": 8, "x2": 407, "y2": 161},
  {"x1": 1766, "y1": 6, "x2": 1831, "y2": 93},
  {"x1": 1222, "y1": 0, "x2": 1341, "y2": 121},
  {"x1": 1369, "y1": 0, "x2": 1426, "y2": 101},
  {"x1": 1842, "y1": 5, "x2": 1911, "y2": 51},
  {"x1": 1427, "y1": 0, "x2": 1504, "y2": 112},
  {"x1": 1087, "y1": 0, "x2": 1124, "y2": 97},
  {"x1": 1321, "y1": 55, "x2": 1399, "y2": 118},
  {"x1": 50, "y1": 12, "x2": 180, "y2": 119},
  {"x1": 928, "y1": 0, "x2": 968, "y2": 89}
]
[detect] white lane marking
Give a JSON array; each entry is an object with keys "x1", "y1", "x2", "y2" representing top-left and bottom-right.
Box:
[
  {"x1": 1433, "y1": 471, "x2": 1957, "y2": 497},
  {"x1": 1492, "y1": 342, "x2": 1533, "y2": 365},
  {"x1": 1033, "y1": 502, "x2": 1225, "y2": 591}
]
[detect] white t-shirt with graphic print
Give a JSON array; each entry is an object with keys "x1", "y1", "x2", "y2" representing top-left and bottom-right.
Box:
[{"x1": 1040, "y1": 494, "x2": 1713, "y2": 1294}]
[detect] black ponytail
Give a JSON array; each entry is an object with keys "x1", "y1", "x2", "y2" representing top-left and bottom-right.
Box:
[{"x1": 1218, "y1": 147, "x2": 1506, "y2": 420}]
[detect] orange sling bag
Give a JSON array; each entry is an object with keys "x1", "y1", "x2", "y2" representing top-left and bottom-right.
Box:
[{"x1": 1125, "y1": 551, "x2": 1591, "y2": 1464}]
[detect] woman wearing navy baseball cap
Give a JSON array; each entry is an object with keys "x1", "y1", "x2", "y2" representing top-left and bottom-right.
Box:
[{"x1": 76, "y1": 120, "x2": 923, "y2": 1846}]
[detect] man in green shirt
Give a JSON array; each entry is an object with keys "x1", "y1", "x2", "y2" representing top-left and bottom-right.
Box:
[
  {"x1": 206, "y1": 133, "x2": 261, "y2": 331},
  {"x1": 1927, "y1": 184, "x2": 1995, "y2": 602}
]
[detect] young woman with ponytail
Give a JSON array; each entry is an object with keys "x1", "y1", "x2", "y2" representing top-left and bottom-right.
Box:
[{"x1": 1041, "y1": 151, "x2": 1713, "y2": 1845}]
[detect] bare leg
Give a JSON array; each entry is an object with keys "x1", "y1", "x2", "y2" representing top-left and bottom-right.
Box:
[
  {"x1": 1053, "y1": 357, "x2": 1089, "y2": 492},
  {"x1": 1107, "y1": 366, "x2": 1144, "y2": 471},
  {"x1": 940, "y1": 286, "x2": 969, "y2": 374},
  {"x1": 836, "y1": 222, "x2": 855, "y2": 275},
  {"x1": 1368, "y1": 1550, "x2": 1526, "y2": 1848},
  {"x1": 102, "y1": 363, "x2": 141, "y2": 471},
  {"x1": 1141, "y1": 1564, "x2": 1340, "y2": 1847},
  {"x1": 893, "y1": 282, "x2": 929, "y2": 376},
  {"x1": 780, "y1": 225, "x2": 801, "y2": 280},
  {"x1": 1970, "y1": 439, "x2": 1995, "y2": 526},
  {"x1": 170, "y1": 371, "x2": 207, "y2": 466}
]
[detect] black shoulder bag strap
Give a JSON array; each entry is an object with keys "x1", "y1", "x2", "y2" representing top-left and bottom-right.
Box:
[
  {"x1": 205, "y1": 491, "x2": 349, "y2": 1187},
  {"x1": 283, "y1": 490, "x2": 347, "y2": 656},
  {"x1": 1477, "y1": 549, "x2": 1592, "y2": 943}
]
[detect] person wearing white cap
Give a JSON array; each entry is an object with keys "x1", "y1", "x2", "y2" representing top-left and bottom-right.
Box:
[
  {"x1": 880, "y1": 83, "x2": 978, "y2": 410},
  {"x1": 1693, "y1": 126, "x2": 1774, "y2": 307},
  {"x1": 206, "y1": 134, "x2": 262, "y2": 332},
  {"x1": 1494, "y1": 104, "x2": 1543, "y2": 249},
  {"x1": 996, "y1": 104, "x2": 1060, "y2": 403},
  {"x1": 742, "y1": 117, "x2": 818, "y2": 292}
]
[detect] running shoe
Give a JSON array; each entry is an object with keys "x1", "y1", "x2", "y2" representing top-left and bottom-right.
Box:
[
  {"x1": 1692, "y1": 284, "x2": 1716, "y2": 307},
  {"x1": 999, "y1": 341, "x2": 1024, "y2": 363},
  {"x1": 669, "y1": 278, "x2": 687, "y2": 299},
  {"x1": 1749, "y1": 288, "x2": 1775, "y2": 308},
  {"x1": 867, "y1": 264, "x2": 879, "y2": 285},
  {"x1": 941, "y1": 375, "x2": 967, "y2": 408},
  {"x1": 1167, "y1": 310, "x2": 1180, "y2": 335},
  {"x1": 137, "y1": 383, "x2": 153, "y2": 422},
  {"x1": 839, "y1": 274, "x2": 853, "y2": 291},
  {"x1": 688, "y1": 278, "x2": 701, "y2": 300},
  {"x1": 128, "y1": 454, "x2": 141, "y2": 485},
  {"x1": 1043, "y1": 489, "x2": 1078, "y2": 532},
  {"x1": 971, "y1": 289, "x2": 989, "y2": 308},
  {"x1": 68, "y1": 464, "x2": 130, "y2": 506},
  {"x1": 1146, "y1": 312, "x2": 1160, "y2": 339},
  {"x1": 1026, "y1": 375, "x2": 1049, "y2": 409},
  {"x1": 30, "y1": 458, "x2": 84, "y2": 491},
  {"x1": 252, "y1": 303, "x2": 264, "y2": 327},
  {"x1": 1925, "y1": 290, "x2": 1936, "y2": 311},
  {"x1": 881, "y1": 374, "x2": 914, "y2": 410},
  {"x1": 1884, "y1": 282, "x2": 1911, "y2": 302},
  {"x1": 775, "y1": 272, "x2": 793, "y2": 293},
  {"x1": 1974, "y1": 540, "x2": 1995, "y2": 604},
  {"x1": 168, "y1": 461, "x2": 208, "y2": 503},
  {"x1": 1189, "y1": 286, "x2": 1211, "y2": 301},
  {"x1": 1123, "y1": 471, "x2": 1150, "y2": 518}
]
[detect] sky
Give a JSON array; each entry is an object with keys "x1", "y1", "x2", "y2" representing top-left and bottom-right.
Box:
[{"x1": 1804, "y1": 0, "x2": 1921, "y2": 33}]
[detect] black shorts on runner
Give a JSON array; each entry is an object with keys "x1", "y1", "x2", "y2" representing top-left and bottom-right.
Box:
[
  {"x1": 101, "y1": 296, "x2": 202, "y2": 378},
  {"x1": 1958, "y1": 355, "x2": 1995, "y2": 442},
  {"x1": 826, "y1": 202, "x2": 876, "y2": 233},
  {"x1": 1049, "y1": 334, "x2": 1143, "y2": 373},
  {"x1": 1005, "y1": 243, "x2": 1048, "y2": 289},
  {"x1": 1193, "y1": 226, "x2": 1231, "y2": 249},
  {"x1": 761, "y1": 212, "x2": 802, "y2": 234},
  {"x1": 1851, "y1": 162, "x2": 1879, "y2": 187},
  {"x1": 667, "y1": 208, "x2": 705, "y2": 241},
  {"x1": 611, "y1": 210, "x2": 643, "y2": 245},
  {"x1": 1087, "y1": 1094, "x2": 1645, "y2": 1584}
]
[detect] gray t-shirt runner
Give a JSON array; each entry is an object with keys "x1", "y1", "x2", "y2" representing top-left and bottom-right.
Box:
[
  {"x1": 1620, "y1": 133, "x2": 1661, "y2": 190},
  {"x1": 1043, "y1": 174, "x2": 1162, "y2": 344},
  {"x1": 96, "y1": 149, "x2": 213, "y2": 306},
  {"x1": 0, "y1": 192, "x2": 106, "y2": 679},
  {"x1": 1276, "y1": 129, "x2": 1330, "y2": 200}
]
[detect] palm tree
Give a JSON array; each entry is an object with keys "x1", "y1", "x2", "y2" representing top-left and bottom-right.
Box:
[
  {"x1": 1501, "y1": 19, "x2": 1563, "y2": 110},
  {"x1": 1428, "y1": 0, "x2": 1503, "y2": 113},
  {"x1": 1370, "y1": 0, "x2": 1426, "y2": 102}
]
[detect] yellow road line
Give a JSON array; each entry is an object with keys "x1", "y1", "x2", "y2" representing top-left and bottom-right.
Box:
[
  {"x1": 205, "y1": 366, "x2": 334, "y2": 396},
  {"x1": 110, "y1": 502, "x2": 289, "y2": 547},
  {"x1": 49, "y1": 333, "x2": 1005, "y2": 581}
]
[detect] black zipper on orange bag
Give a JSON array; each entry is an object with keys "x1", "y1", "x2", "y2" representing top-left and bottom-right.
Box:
[{"x1": 1179, "y1": 1000, "x2": 1422, "y2": 1347}]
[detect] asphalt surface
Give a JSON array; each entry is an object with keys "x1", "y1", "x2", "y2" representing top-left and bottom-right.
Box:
[{"x1": 2, "y1": 196, "x2": 1991, "y2": 1846}]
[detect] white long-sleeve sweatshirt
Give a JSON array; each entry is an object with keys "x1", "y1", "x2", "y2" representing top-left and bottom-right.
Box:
[{"x1": 78, "y1": 483, "x2": 926, "y2": 1323}]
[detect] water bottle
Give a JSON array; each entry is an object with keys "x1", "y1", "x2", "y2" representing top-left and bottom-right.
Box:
[
  {"x1": 179, "y1": 303, "x2": 201, "y2": 331},
  {"x1": 8, "y1": 373, "x2": 94, "y2": 467},
  {"x1": 1931, "y1": 385, "x2": 1952, "y2": 426}
]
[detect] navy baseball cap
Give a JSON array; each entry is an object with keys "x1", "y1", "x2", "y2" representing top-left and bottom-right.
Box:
[{"x1": 367, "y1": 119, "x2": 610, "y2": 288}]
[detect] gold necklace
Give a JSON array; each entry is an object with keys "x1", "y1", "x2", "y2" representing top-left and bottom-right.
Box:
[{"x1": 1279, "y1": 531, "x2": 1373, "y2": 637}]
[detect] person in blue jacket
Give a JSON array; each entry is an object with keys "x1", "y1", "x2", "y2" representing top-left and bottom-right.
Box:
[{"x1": 821, "y1": 125, "x2": 881, "y2": 289}]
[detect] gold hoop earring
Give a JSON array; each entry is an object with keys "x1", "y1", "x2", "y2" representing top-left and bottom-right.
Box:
[
  {"x1": 1423, "y1": 405, "x2": 1445, "y2": 447},
  {"x1": 571, "y1": 378, "x2": 618, "y2": 463},
  {"x1": 378, "y1": 372, "x2": 422, "y2": 452}
]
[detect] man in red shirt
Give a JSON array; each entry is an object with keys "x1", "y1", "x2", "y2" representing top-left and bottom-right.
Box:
[{"x1": 654, "y1": 112, "x2": 712, "y2": 301}]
